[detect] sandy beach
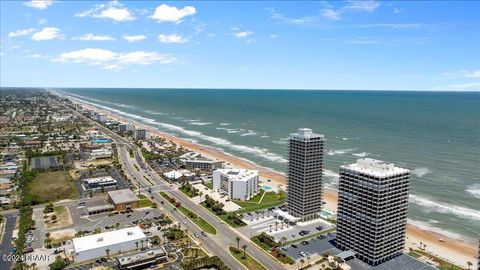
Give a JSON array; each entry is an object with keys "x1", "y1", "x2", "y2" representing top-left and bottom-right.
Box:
[{"x1": 74, "y1": 99, "x2": 477, "y2": 269}]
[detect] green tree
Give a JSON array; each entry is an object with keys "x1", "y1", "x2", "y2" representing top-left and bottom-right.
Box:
[
  {"x1": 48, "y1": 256, "x2": 66, "y2": 270},
  {"x1": 235, "y1": 237, "x2": 240, "y2": 250},
  {"x1": 241, "y1": 244, "x2": 247, "y2": 259}
]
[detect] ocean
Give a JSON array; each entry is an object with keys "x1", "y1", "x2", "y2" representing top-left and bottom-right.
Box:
[{"x1": 57, "y1": 88, "x2": 480, "y2": 241}]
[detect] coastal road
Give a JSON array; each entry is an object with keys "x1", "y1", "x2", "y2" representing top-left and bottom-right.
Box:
[
  {"x1": 0, "y1": 213, "x2": 18, "y2": 270},
  {"x1": 57, "y1": 97, "x2": 285, "y2": 269}
]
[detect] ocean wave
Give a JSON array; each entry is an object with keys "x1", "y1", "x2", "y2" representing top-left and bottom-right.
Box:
[
  {"x1": 272, "y1": 140, "x2": 288, "y2": 145},
  {"x1": 409, "y1": 194, "x2": 480, "y2": 221},
  {"x1": 62, "y1": 93, "x2": 288, "y2": 164},
  {"x1": 352, "y1": 152, "x2": 369, "y2": 157},
  {"x1": 142, "y1": 109, "x2": 167, "y2": 115},
  {"x1": 61, "y1": 92, "x2": 136, "y2": 110},
  {"x1": 412, "y1": 167, "x2": 431, "y2": 178},
  {"x1": 327, "y1": 148, "x2": 355, "y2": 156},
  {"x1": 240, "y1": 132, "x2": 257, "y2": 136},
  {"x1": 465, "y1": 184, "x2": 480, "y2": 199},
  {"x1": 219, "y1": 123, "x2": 231, "y2": 126},
  {"x1": 189, "y1": 122, "x2": 212, "y2": 126},
  {"x1": 261, "y1": 135, "x2": 269, "y2": 138},
  {"x1": 407, "y1": 219, "x2": 464, "y2": 240}
]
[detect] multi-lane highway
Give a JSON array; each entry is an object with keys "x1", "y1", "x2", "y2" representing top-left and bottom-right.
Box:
[{"x1": 59, "y1": 98, "x2": 285, "y2": 270}]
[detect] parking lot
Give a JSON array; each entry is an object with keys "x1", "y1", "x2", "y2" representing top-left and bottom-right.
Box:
[
  {"x1": 77, "y1": 208, "x2": 164, "y2": 231},
  {"x1": 75, "y1": 167, "x2": 130, "y2": 198},
  {"x1": 283, "y1": 234, "x2": 339, "y2": 260}
]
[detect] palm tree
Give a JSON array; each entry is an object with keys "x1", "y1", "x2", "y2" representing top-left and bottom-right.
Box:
[
  {"x1": 466, "y1": 261, "x2": 472, "y2": 269},
  {"x1": 269, "y1": 224, "x2": 272, "y2": 232},
  {"x1": 307, "y1": 256, "x2": 311, "y2": 266},
  {"x1": 235, "y1": 237, "x2": 240, "y2": 250},
  {"x1": 135, "y1": 241, "x2": 139, "y2": 250},
  {"x1": 275, "y1": 221, "x2": 278, "y2": 231},
  {"x1": 105, "y1": 248, "x2": 110, "y2": 258},
  {"x1": 419, "y1": 241, "x2": 423, "y2": 250},
  {"x1": 140, "y1": 239, "x2": 145, "y2": 249},
  {"x1": 241, "y1": 244, "x2": 247, "y2": 259},
  {"x1": 31, "y1": 263, "x2": 37, "y2": 270},
  {"x1": 281, "y1": 220, "x2": 284, "y2": 229},
  {"x1": 299, "y1": 258, "x2": 305, "y2": 270},
  {"x1": 280, "y1": 236, "x2": 287, "y2": 246}
]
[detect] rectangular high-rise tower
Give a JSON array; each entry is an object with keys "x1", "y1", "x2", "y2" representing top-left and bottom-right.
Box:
[
  {"x1": 336, "y1": 158, "x2": 411, "y2": 266},
  {"x1": 286, "y1": 128, "x2": 325, "y2": 221}
]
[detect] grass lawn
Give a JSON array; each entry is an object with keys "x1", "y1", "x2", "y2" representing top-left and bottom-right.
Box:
[
  {"x1": 160, "y1": 192, "x2": 217, "y2": 235},
  {"x1": 178, "y1": 206, "x2": 217, "y2": 235},
  {"x1": 138, "y1": 194, "x2": 154, "y2": 208},
  {"x1": 30, "y1": 171, "x2": 77, "y2": 202},
  {"x1": 410, "y1": 250, "x2": 463, "y2": 270},
  {"x1": 205, "y1": 182, "x2": 213, "y2": 189},
  {"x1": 234, "y1": 190, "x2": 286, "y2": 213},
  {"x1": 45, "y1": 206, "x2": 73, "y2": 229},
  {"x1": 229, "y1": 246, "x2": 266, "y2": 270}
]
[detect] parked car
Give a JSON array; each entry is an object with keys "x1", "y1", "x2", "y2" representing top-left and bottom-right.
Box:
[
  {"x1": 291, "y1": 244, "x2": 297, "y2": 249},
  {"x1": 301, "y1": 241, "x2": 309, "y2": 245},
  {"x1": 201, "y1": 231, "x2": 207, "y2": 237}
]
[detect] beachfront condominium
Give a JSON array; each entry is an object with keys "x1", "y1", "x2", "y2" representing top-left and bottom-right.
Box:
[
  {"x1": 336, "y1": 158, "x2": 411, "y2": 266},
  {"x1": 212, "y1": 169, "x2": 259, "y2": 201},
  {"x1": 133, "y1": 129, "x2": 147, "y2": 140},
  {"x1": 286, "y1": 128, "x2": 325, "y2": 221}
]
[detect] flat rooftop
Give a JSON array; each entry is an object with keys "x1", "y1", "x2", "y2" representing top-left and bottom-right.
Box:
[
  {"x1": 215, "y1": 169, "x2": 258, "y2": 181},
  {"x1": 290, "y1": 128, "x2": 325, "y2": 140},
  {"x1": 73, "y1": 226, "x2": 146, "y2": 253},
  {"x1": 346, "y1": 254, "x2": 438, "y2": 270},
  {"x1": 84, "y1": 176, "x2": 117, "y2": 184},
  {"x1": 108, "y1": 189, "x2": 139, "y2": 204},
  {"x1": 117, "y1": 248, "x2": 166, "y2": 266},
  {"x1": 341, "y1": 158, "x2": 410, "y2": 178}
]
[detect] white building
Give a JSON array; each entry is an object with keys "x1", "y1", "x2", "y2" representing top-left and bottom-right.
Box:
[
  {"x1": 83, "y1": 176, "x2": 118, "y2": 191},
  {"x1": 72, "y1": 226, "x2": 147, "y2": 262},
  {"x1": 179, "y1": 152, "x2": 223, "y2": 171},
  {"x1": 90, "y1": 148, "x2": 113, "y2": 159},
  {"x1": 163, "y1": 169, "x2": 195, "y2": 181},
  {"x1": 212, "y1": 169, "x2": 259, "y2": 201},
  {"x1": 98, "y1": 114, "x2": 107, "y2": 123}
]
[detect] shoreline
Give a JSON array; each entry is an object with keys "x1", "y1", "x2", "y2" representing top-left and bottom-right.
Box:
[{"x1": 63, "y1": 93, "x2": 477, "y2": 268}]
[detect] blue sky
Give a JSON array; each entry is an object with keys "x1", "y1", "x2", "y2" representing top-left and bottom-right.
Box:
[{"x1": 1, "y1": 0, "x2": 479, "y2": 90}]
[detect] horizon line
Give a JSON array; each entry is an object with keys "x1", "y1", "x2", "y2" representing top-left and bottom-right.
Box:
[{"x1": 0, "y1": 86, "x2": 479, "y2": 93}]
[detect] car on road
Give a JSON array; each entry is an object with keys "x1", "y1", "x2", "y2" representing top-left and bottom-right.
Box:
[
  {"x1": 78, "y1": 202, "x2": 86, "y2": 206},
  {"x1": 316, "y1": 226, "x2": 323, "y2": 231},
  {"x1": 95, "y1": 259, "x2": 103, "y2": 264},
  {"x1": 194, "y1": 232, "x2": 199, "y2": 238},
  {"x1": 201, "y1": 231, "x2": 207, "y2": 237}
]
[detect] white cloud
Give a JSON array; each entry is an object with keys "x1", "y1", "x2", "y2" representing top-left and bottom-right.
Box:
[
  {"x1": 76, "y1": 2, "x2": 135, "y2": 22},
  {"x1": 9, "y1": 28, "x2": 35, "y2": 38},
  {"x1": 123, "y1": 35, "x2": 146, "y2": 42},
  {"x1": 23, "y1": 0, "x2": 54, "y2": 10},
  {"x1": 54, "y1": 48, "x2": 176, "y2": 69},
  {"x1": 268, "y1": 8, "x2": 318, "y2": 25},
  {"x1": 31, "y1": 27, "x2": 62, "y2": 41},
  {"x1": 72, "y1": 34, "x2": 115, "y2": 41},
  {"x1": 150, "y1": 4, "x2": 196, "y2": 23},
  {"x1": 234, "y1": 31, "x2": 253, "y2": 38},
  {"x1": 38, "y1": 19, "x2": 47, "y2": 25},
  {"x1": 322, "y1": 9, "x2": 341, "y2": 20},
  {"x1": 344, "y1": 0, "x2": 380, "y2": 12},
  {"x1": 465, "y1": 70, "x2": 480, "y2": 78},
  {"x1": 117, "y1": 51, "x2": 176, "y2": 65},
  {"x1": 269, "y1": 34, "x2": 278, "y2": 39},
  {"x1": 55, "y1": 48, "x2": 117, "y2": 64},
  {"x1": 434, "y1": 82, "x2": 480, "y2": 91},
  {"x1": 26, "y1": 54, "x2": 44, "y2": 58},
  {"x1": 158, "y1": 34, "x2": 188, "y2": 43}
]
